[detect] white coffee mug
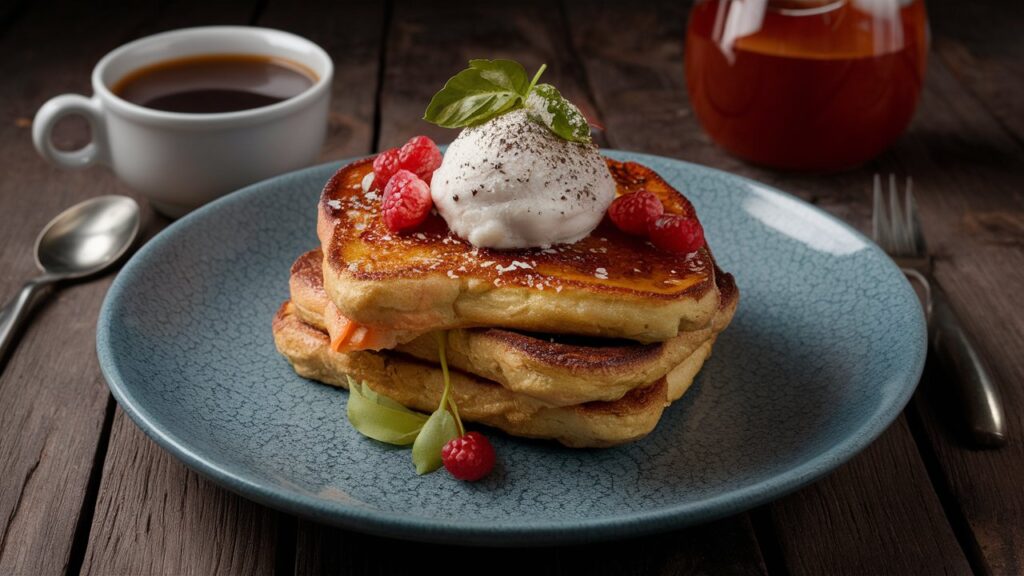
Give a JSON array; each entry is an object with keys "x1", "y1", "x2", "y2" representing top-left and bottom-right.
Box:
[{"x1": 33, "y1": 26, "x2": 333, "y2": 217}]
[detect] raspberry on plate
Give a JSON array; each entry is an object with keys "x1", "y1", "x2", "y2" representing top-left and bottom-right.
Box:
[
  {"x1": 382, "y1": 170, "x2": 433, "y2": 232},
  {"x1": 608, "y1": 190, "x2": 664, "y2": 236},
  {"x1": 398, "y1": 135, "x2": 443, "y2": 184},
  {"x1": 649, "y1": 214, "x2": 705, "y2": 254},
  {"x1": 441, "y1": 431, "x2": 495, "y2": 481}
]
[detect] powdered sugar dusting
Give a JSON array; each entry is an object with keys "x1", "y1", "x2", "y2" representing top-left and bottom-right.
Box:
[{"x1": 328, "y1": 162, "x2": 712, "y2": 293}]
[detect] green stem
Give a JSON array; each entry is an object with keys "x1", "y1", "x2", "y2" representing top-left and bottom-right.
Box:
[
  {"x1": 437, "y1": 332, "x2": 465, "y2": 437},
  {"x1": 448, "y1": 387, "x2": 464, "y2": 437},
  {"x1": 526, "y1": 63, "x2": 547, "y2": 97}
]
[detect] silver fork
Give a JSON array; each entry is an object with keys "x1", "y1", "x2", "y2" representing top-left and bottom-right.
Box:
[{"x1": 873, "y1": 175, "x2": 1006, "y2": 447}]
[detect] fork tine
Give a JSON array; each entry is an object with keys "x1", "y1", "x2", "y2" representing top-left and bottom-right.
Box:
[
  {"x1": 889, "y1": 174, "x2": 909, "y2": 254},
  {"x1": 905, "y1": 176, "x2": 926, "y2": 256},
  {"x1": 872, "y1": 174, "x2": 890, "y2": 249}
]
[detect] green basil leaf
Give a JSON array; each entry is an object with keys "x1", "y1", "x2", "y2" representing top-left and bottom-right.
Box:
[
  {"x1": 346, "y1": 376, "x2": 428, "y2": 445},
  {"x1": 411, "y1": 408, "x2": 459, "y2": 475},
  {"x1": 525, "y1": 83, "x2": 592, "y2": 143},
  {"x1": 423, "y1": 59, "x2": 531, "y2": 128}
]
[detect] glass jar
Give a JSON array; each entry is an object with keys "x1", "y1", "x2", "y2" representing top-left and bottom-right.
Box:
[{"x1": 685, "y1": 0, "x2": 928, "y2": 171}]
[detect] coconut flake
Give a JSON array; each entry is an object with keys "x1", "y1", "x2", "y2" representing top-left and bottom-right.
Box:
[{"x1": 361, "y1": 172, "x2": 375, "y2": 192}]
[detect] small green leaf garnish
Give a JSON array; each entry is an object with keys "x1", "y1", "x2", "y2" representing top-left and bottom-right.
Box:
[
  {"x1": 526, "y1": 83, "x2": 592, "y2": 143},
  {"x1": 410, "y1": 332, "x2": 466, "y2": 474},
  {"x1": 423, "y1": 59, "x2": 534, "y2": 128},
  {"x1": 412, "y1": 408, "x2": 459, "y2": 474},
  {"x1": 342, "y1": 335, "x2": 468, "y2": 476},
  {"x1": 346, "y1": 375, "x2": 428, "y2": 445},
  {"x1": 423, "y1": 59, "x2": 590, "y2": 143}
]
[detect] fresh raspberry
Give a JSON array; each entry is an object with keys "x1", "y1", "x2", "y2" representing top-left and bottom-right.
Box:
[
  {"x1": 373, "y1": 148, "x2": 402, "y2": 189},
  {"x1": 442, "y1": 431, "x2": 495, "y2": 481},
  {"x1": 398, "y1": 136, "x2": 443, "y2": 183},
  {"x1": 381, "y1": 170, "x2": 432, "y2": 232},
  {"x1": 649, "y1": 214, "x2": 705, "y2": 254},
  {"x1": 608, "y1": 190, "x2": 664, "y2": 236}
]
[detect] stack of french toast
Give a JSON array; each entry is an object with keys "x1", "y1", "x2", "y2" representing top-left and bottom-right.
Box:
[{"x1": 272, "y1": 157, "x2": 738, "y2": 448}]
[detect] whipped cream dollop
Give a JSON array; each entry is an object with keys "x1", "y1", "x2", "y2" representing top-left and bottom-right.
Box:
[{"x1": 430, "y1": 109, "x2": 615, "y2": 249}]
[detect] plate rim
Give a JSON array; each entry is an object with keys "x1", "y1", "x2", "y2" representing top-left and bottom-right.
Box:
[{"x1": 96, "y1": 150, "x2": 927, "y2": 546}]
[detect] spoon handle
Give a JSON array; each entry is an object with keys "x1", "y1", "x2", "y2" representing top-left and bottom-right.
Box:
[{"x1": 0, "y1": 278, "x2": 53, "y2": 372}]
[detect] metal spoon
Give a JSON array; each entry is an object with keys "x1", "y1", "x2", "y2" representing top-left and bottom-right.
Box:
[{"x1": 0, "y1": 195, "x2": 140, "y2": 369}]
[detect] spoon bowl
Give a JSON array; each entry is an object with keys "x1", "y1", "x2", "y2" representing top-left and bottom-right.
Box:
[
  {"x1": 1, "y1": 195, "x2": 140, "y2": 369},
  {"x1": 35, "y1": 196, "x2": 140, "y2": 278}
]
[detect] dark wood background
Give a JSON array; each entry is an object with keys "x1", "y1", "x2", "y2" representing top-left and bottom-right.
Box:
[{"x1": 1, "y1": 0, "x2": 1022, "y2": 574}]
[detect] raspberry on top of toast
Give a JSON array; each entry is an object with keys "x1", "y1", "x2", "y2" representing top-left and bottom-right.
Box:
[
  {"x1": 319, "y1": 159, "x2": 715, "y2": 296},
  {"x1": 316, "y1": 157, "x2": 723, "y2": 343}
]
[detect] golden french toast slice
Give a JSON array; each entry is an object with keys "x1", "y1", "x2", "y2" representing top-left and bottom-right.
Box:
[
  {"x1": 317, "y1": 157, "x2": 724, "y2": 343},
  {"x1": 289, "y1": 248, "x2": 737, "y2": 407},
  {"x1": 273, "y1": 302, "x2": 717, "y2": 448}
]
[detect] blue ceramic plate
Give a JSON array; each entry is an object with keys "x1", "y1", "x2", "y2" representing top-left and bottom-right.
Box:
[{"x1": 97, "y1": 151, "x2": 926, "y2": 546}]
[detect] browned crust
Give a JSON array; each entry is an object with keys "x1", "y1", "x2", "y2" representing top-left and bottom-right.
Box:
[
  {"x1": 273, "y1": 301, "x2": 668, "y2": 421},
  {"x1": 317, "y1": 156, "x2": 719, "y2": 302},
  {"x1": 290, "y1": 247, "x2": 324, "y2": 288},
  {"x1": 292, "y1": 248, "x2": 670, "y2": 369},
  {"x1": 272, "y1": 301, "x2": 327, "y2": 350},
  {"x1": 574, "y1": 378, "x2": 668, "y2": 416},
  {"x1": 296, "y1": 248, "x2": 748, "y2": 332},
  {"x1": 477, "y1": 258, "x2": 739, "y2": 370},
  {"x1": 474, "y1": 328, "x2": 665, "y2": 371},
  {"x1": 289, "y1": 247, "x2": 739, "y2": 374}
]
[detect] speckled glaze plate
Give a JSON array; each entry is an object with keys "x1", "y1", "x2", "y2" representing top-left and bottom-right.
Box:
[{"x1": 97, "y1": 150, "x2": 926, "y2": 546}]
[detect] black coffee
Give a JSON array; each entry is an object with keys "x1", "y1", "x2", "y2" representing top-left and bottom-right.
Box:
[{"x1": 112, "y1": 54, "x2": 317, "y2": 113}]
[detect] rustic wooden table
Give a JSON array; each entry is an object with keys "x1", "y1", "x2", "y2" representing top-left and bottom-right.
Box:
[{"x1": 1, "y1": 0, "x2": 1021, "y2": 574}]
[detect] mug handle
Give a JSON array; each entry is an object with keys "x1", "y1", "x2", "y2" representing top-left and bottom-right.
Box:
[{"x1": 32, "y1": 94, "x2": 108, "y2": 169}]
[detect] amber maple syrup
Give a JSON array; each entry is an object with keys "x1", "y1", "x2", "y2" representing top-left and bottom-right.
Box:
[{"x1": 685, "y1": 0, "x2": 928, "y2": 171}]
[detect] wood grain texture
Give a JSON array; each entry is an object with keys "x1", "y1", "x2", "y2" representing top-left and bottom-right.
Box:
[
  {"x1": 79, "y1": 1, "x2": 385, "y2": 573},
  {"x1": 81, "y1": 411, "x2": 280, "y2": 576},
  {"x1": 259, "y1": 0, "x2": 385, "y2": 162},
  {"x1": 889, "y1": 50, "x2": 1024, "y2": 575},
  {"x1": 43, "y1": 0, "x2": 378, "y2": 573},
  {"x1": 292, "y1": 1, "x2": 767, "y2": 573},
  {"x1": 67, "y1": 2, "x2": 297, "y2": 575},
  {"x1": 561, "y1": 0, "x2": 875, "y2": 225},
  {"x1": 769, "y1": 419, "x2": 971, "y2": 575},
  {"x1": 0, "y1": 0, "x2": 1020, "y2": 574},
  {"x1": 927, "y1": 0, "x2": 1024, "y2": 144},
  {"x1": 376, "y1": 0, "x2": 601, "y2": 150},
  {"x1": 562, "y1": 1, "x2": 974, "y2": 574},
  {"x1": 296, "y1": 516, "x2": 766, "y2": 576},
  {"x1": 0, "y1": 1, "x2": 164, "y2": 574},
  {"x1": 912, "y1": 252, "x2": 1024, "y2": 575}
]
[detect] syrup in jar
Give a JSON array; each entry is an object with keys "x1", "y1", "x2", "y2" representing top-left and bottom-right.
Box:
[{"x1": 685, "y1": 0, "x2": 928, "y2": 171}]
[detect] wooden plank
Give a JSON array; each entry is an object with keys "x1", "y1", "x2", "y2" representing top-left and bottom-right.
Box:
[
  {"x1": 376, "y1": 0, "x2": 601, "y2": 150},
  {"x1": 890, "y1": 51, "x2": 1024, "y2": 575},
  {"x1": 296, "y1": 516, "x2": 766, "y2": 576},
  {"x1": 0, "y1": 1, "x2": 165, "y2": 574},
  {"x1": 291, "y1": 1, "x2": 768, "y2": 573},
  {"x1": 911, "y1": 252, "x2": 1024, "y2": 576},
  {"x1": 81, "y1": 411, "x2": 280, "y2": 576},
  {"x1": 563, "y1": 1, "x2": 975, "y2": 574},
  {"x1": 79, "y1": 1, "x2": 387, "y2": 574},
  {"x1": 258, "y1": 0, "x2": 384, "y2": 162},
  {"x1": 927, "y1": 0, "x2": 1024, "y2": 143},
  {"x1": 561, "y1": 0, "x2": 872, "y2": 212},
  {"x1": 768, "y1": 419, "x2": 971, "y2": 575},
  {"x1": 45, "y1": 2, "x2": 290, "y2": 576},
  {"x1": 74, "y1": 0, "x2": 284, "y2": 571}
]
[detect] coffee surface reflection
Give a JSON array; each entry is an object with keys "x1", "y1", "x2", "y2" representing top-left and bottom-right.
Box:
[{"x1": 112, "y1": 54, "x2": 317, "y2": 114}]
